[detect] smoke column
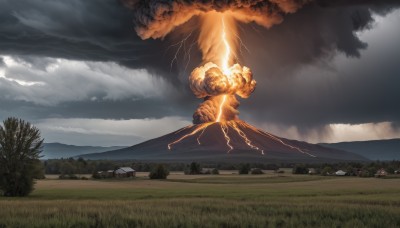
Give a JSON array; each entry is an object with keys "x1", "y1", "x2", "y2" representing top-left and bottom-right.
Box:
[{"x1": 122, "y1": 0, "x2": 312, "y2": 123}]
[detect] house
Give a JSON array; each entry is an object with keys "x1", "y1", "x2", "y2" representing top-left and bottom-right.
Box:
[
  {"x1": 375, "y1": 168, "x2": 387, "y2": 178},
  {"x1": 106, "y1": 170, "x2": 114, "y2": 178},
  {"x1": 335, "y1": 170, "x2": 346, "y2": 176},
  {"x1": 97, "y1": 170, "x2": 115, "y2": 178},
  {"x1": 308, "y1": 168, "x2": 317, "y2": 175},
  {"x1": 114, "y1": 167, "x2": 136, "y2": 178}
]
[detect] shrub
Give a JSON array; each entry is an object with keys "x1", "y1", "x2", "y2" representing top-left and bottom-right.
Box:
[
  {"x1": 211, "y1": 168, "x2": 220, "y2": 175},
  {"x1": 149, "y1": 164, "x2": 169, "y2": 179},
  {"x1": 321, "y1": 166, "x2": 333, "y2": 176},
  {"x1": 239, "y1": 164, "x2": 250, "y2": 175},
  {"x1": 185, "y1": 162, "x2": 201, "y2": 175},
  {"x1": 292, "y1": 164, "x2": 309, "y2": 174}
]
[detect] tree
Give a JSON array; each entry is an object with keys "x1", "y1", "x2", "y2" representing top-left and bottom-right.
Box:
[
  {"x1": 186, "y1": 162, "x2": 201, "y2": 175},
  {"x1": 292, "y1": 164, "x2": 309, "y2": 174},
  {"x1": 211, "y1": 168, "x2": 219, "y2": 175},
  {"x1": 149, "y1": 164, "x2": 169, "y2": 179},
  {"x1": 321, "y1": 166, "x2": 333, "y2": 176},
  {"x1": 0, "y1": 117, "x2": 44, "y2": 196},
  {"x1": 239, "y1": 164, "x2": 250, "y2": 174}
]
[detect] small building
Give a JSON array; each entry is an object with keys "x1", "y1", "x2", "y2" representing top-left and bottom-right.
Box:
[
  {"x1": 308, "y1": 168, "x2": 317, "y2": 175},
  {"x1": 375, "y1": 169, "x2": 388, "y2": 178},
  {"x1": 335, "y1": 170, "x2": 346, "y2": 176},
  {"x1": 106, "y1": 170, "x2": 114, "y2": 178},
  {"x1": 394, "y1": 170, "x2": 400, "y2": 175},
  {"x1": 114, "y1": 167, "x2": 136, "y2": 178}
]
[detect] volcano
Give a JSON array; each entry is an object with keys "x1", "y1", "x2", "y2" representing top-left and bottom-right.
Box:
[{"x1": 80, "y1": 120, "x2": 368, "y2": 163}]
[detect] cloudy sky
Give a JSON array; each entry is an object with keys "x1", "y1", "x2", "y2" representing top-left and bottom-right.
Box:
[{"x1": 1, "y1": 0, "x2": 400, "y2": 146}]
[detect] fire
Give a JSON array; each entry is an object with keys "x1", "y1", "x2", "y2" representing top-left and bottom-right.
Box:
[{"x1": 167, "y1": 12, "x2": 313, "y2": 157}]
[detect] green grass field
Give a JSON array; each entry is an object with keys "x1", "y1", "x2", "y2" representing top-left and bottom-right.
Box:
[{"x1": 1, "y1": 172, "x2": 400, "y2": 227}]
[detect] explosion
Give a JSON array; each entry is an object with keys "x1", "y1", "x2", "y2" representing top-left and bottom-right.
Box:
[{"x1": 124, "y1": 0, "x2": 314, "y2": 155}]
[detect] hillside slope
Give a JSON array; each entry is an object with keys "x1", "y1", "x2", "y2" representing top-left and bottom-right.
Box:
[
  {"x1": 320, "y1": 138, "x2": 400, "y2": 160},
  {"x1": 80, "y1": 121, "x2": 367, "y2": 163}
]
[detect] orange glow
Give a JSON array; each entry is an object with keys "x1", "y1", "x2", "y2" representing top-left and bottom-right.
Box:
[
  {"x1": 238, "y1": 121, "x2": 316, "y2": 157},
  {"x1": 230, "y1": 121, "x2": 264, "y2": 155},
  {"x1": 168, "y1": 123, "x2": 212, "y2": 150}
]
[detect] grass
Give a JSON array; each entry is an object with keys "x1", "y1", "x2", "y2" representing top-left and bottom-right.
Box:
[{"x1": 1, "y1": 173, "x2": 400, "y2": 227}]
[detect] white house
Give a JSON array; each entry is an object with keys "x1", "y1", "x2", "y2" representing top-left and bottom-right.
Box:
[
  {"x1": 114, "y1": 167, "x2": 136, "y2": 178},
  {"x1": 335, "y1": 170, "x2": 346, "y2": 176}
]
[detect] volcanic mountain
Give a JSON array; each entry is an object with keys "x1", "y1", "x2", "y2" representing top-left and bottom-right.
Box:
[{"x1": 80, "y1": 120, "x2": 367, "y2": 163}]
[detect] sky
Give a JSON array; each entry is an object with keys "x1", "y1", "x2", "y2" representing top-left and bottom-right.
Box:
[{"x1": 0, "y1": 0, "x2": 400, "y2": 146}]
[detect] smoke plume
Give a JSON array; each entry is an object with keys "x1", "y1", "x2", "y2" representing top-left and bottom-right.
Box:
[
  {"x1": 122, "y1": 0, "x2": 301, "y2": 124},
  {"x1": 122, "y1": 0, "x2": 400, "y2": 125},
  {"x1": 122, "y1": 0, "x2": 312, "y2": 40}
]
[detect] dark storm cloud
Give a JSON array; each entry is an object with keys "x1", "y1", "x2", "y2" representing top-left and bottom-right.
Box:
[
  {"x1": 0, "y1": 0, "x2": 181, "y2": 82},
  {"x1": 239, "y1": 5, "x2": 400, "y2": 131},
  {"x1": 0, "y1": 0, "x2": 399, "y2": 140}
]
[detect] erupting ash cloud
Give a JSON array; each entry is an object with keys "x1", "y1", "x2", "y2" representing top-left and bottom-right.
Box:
[
  {"x1": 122, "y1": 0, "x2": 311, "y2": 40},
  {"x1": 190, "y1": 63, "x2": 256, "y2": 123},
  {"x1": 190, "y1": 63, "x2": 256, "y2": 99},
  {"x1": 121, "y1": 0, "x2": 310, "y2": 123},
  {"x1": 121, "y1": 0, "x2": 312, "y2": 124}
]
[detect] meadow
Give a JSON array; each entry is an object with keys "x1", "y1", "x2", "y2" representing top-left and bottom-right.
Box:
[{"x1": 1, "y1": 171, "x2": 400, "y2": 227}]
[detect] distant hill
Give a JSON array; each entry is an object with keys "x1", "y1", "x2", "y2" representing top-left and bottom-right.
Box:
[
  {"x1": 42, "y1": 143, "x2": 126, "y2": 159},
  {"x1": 79, "y1": 121, "x2": 367, "y2": 163},
  {"x1": 320, "y1": 138, "x2": 400, "y2": 161}
]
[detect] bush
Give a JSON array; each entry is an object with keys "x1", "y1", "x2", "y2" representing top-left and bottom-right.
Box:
[
  {"x1": 292, "y1": 164, "x2": 309, "y2": 174},
  {"x1": 149, "y1": 164, "x2": 169, "y2": 179},
  {"x1": 185, "y1": 162, "x2": 201, "y2": 175},
  {"x1": 211, "y1": 168, "x2": 220, "y2": 175},
  {"x1": 321, "y1": 166, "x2": 333, "y2": 176},
  {"x1": 251, "y1": 168, "x2": 264, "y2": 175},
  {"x1": 239, "y1": 164, "x2": 250, "y2": 174}
]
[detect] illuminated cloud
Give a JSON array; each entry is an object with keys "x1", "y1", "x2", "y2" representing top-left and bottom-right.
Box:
[{"x1": 0, "y1": 55, "x2": 175, "y2": 105}]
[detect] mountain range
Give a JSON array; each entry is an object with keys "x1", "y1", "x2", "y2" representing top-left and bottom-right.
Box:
[
  {"x1": 42, "y1": 128, "x2": 400, "y2": 162},
  {"x1": 78, "y1": 121, "x2": 368, "y2": 163},
  {"x1": 320, "y1": 138, "x2": 400, "y2": 161},
  {"x1": 42, "y1": 143, "x2": 125, "y2": 159}
]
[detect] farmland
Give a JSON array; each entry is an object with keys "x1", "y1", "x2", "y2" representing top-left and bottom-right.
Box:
[{"x1": 1, "y1": 171, "x2": 400, "y2": 227}]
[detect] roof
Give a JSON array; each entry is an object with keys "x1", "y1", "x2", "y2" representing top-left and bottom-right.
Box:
[
  {"x1": 116, "y1": 167, "x2": 135, "y2": 173},
  {"x1": 335, "y1": 170, "x2": 346, "y2": 175}
]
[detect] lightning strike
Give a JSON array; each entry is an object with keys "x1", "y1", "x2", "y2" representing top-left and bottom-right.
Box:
[
  {"x1": 168, "y1": 123, "x2": 211, "y2": 150},
  {"x1": 220, "y1": 123, "x2": 234, "y2": 153},
  {"x1": 230, "y1": 121, "x2": 264, "y2": 155},
  {"x1": 216, "y1": 95, "x2": 227, "y2": 123}
]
